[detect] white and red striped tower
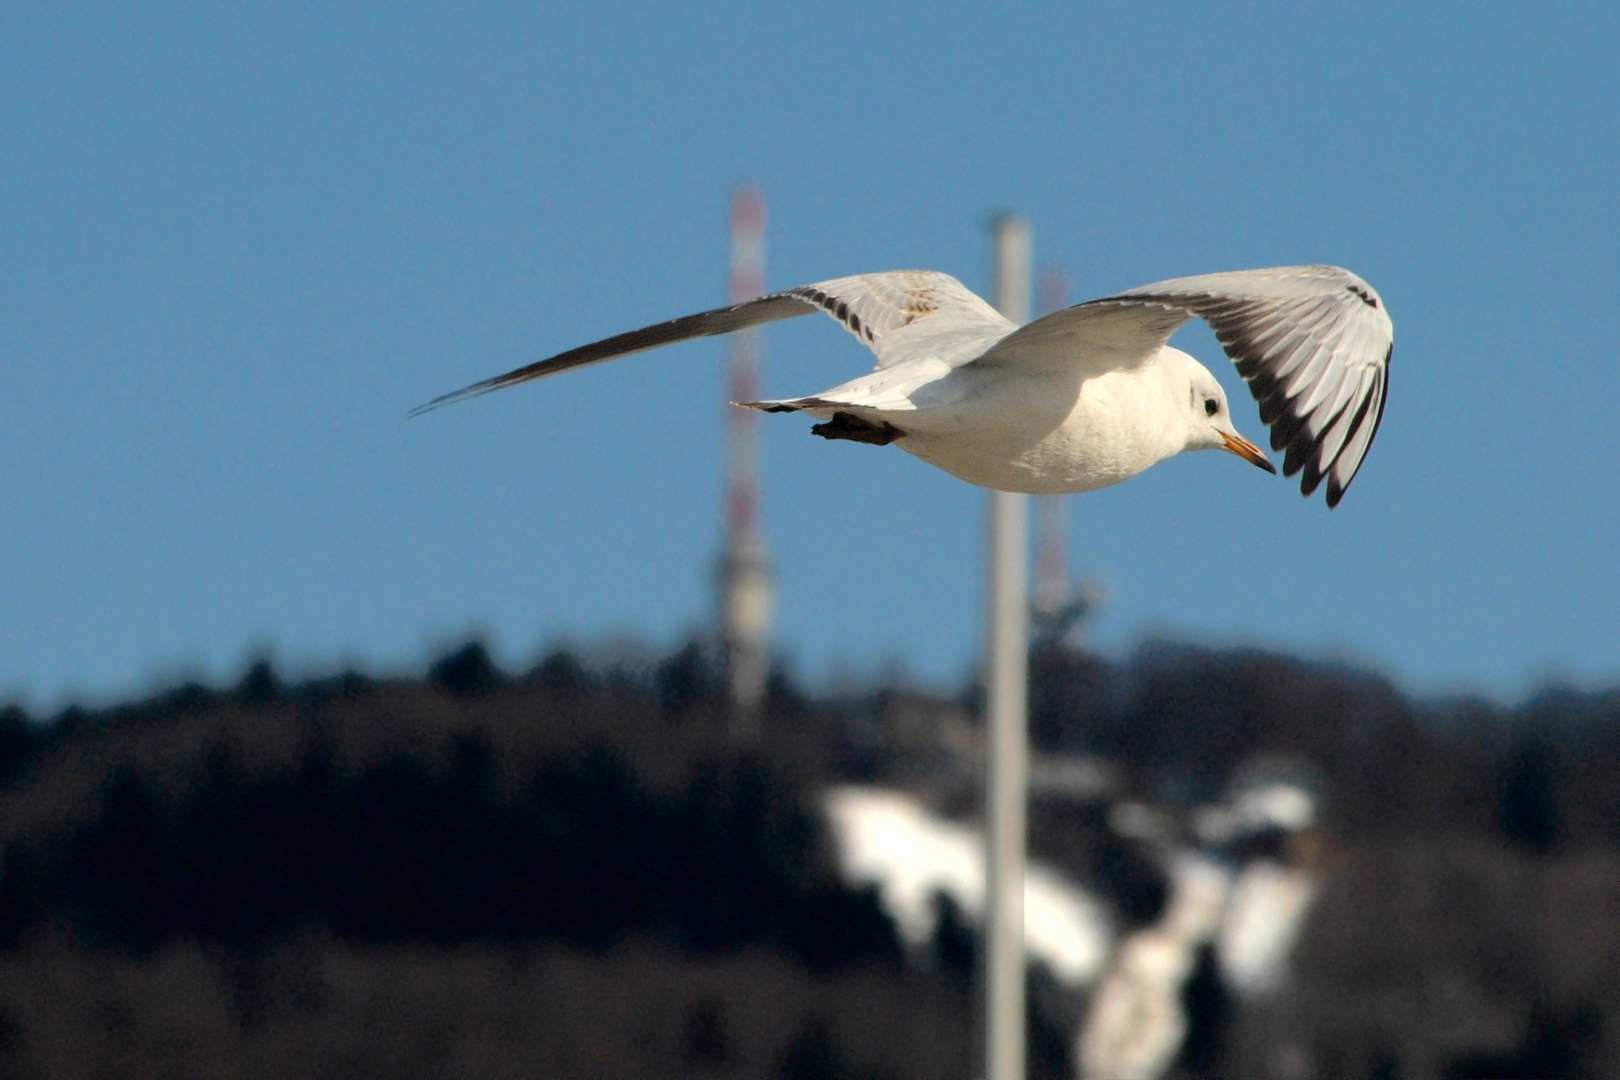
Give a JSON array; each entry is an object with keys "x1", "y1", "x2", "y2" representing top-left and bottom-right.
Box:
[{"x1": 718, "y1": 183, "x2": 773, "y2": 734}]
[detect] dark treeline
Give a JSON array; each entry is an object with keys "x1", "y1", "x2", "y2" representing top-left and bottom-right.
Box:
[
  {"x1": 0, "y1": 639, "x2": 1617, "y2": 1077},
  {"x1": 1030, "y1": 640, "x2": 1620, "y2": 851}
]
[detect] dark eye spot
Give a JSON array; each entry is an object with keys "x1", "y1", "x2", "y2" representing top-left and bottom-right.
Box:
[{"x1": 1204, "y1": 398, "x2": 1219, "y2": 416}]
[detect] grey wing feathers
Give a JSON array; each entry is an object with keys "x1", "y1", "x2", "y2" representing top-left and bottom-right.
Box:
[
  {"x1": 1088, "y1": 265, "x2": 1394, "y2": 508},
  {"x1": 409, "y1": 271, "x2": 1008, "y2": 417},
  {"x1": 785, "y1": 271, "x2": 1013, "y2": 369},
  {"x1": 978, "y1": 301, "x2": 1193, "y2": 374}
]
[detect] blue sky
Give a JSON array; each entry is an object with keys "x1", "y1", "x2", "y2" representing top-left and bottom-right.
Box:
[{"x1": 3, "y1": 3, "x2": 1617, "y2": 708}]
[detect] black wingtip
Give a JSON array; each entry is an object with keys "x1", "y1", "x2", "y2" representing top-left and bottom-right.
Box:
[
  {"x1": 406, "y1": 377, "x2": 512, "y2": 419},
  {"x1": 407, "y1": 395, "x2": 457, "y2": 420}
]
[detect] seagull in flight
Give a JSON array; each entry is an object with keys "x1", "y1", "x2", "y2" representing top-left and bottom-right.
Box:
[{"x1": 413, "y1": 265, "x2": 1392, "y2": 507}]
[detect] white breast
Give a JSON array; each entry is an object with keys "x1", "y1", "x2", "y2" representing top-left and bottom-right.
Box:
[{"x1": 894, "y1": 349, "x2": 1191, "y2": 494}]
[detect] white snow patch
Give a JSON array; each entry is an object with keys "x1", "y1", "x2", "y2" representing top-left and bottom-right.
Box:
[
  {"x1": 823, "y1": 785, "x2": 1111, "y2": 986},
  {"x1": 1217, "y1": 859, "x2": 1319, "y2": 997}
]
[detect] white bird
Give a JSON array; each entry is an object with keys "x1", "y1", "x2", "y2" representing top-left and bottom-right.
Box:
[{"x1": 413, "y1": 265, "x2": 1393, "y2": 507}]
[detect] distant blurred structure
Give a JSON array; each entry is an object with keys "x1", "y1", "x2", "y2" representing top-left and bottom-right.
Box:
[
  {"x1": 1031, "y1": 263, "x2": 1102, "y2": 645},
  {"x1": 718, "y1": 183, "x2": 774, "y2": 735}
]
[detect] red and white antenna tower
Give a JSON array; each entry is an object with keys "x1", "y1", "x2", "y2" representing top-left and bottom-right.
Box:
[{"x1": 718, "y1": 183, "x2": 773, "y2": 733}]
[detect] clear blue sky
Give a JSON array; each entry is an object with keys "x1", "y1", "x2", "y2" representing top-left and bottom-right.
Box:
[{"x1": 3, "y1": 3, "x2": 1617, "y2": 709}]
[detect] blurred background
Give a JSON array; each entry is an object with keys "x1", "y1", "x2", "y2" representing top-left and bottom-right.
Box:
[{"x1": 2, "y1": 3, "x2": 1618, "y2": 1077}]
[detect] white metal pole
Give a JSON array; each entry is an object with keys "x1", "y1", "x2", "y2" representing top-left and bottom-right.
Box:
[{"x1": 985, "y1": 213, "x2": 1031, "y2": 1080}]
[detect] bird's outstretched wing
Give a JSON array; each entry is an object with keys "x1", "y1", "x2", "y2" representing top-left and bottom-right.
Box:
[
  {"x1": 409, "y1": 271, "x2": 1012, "y2": 417},
  {"x1": 986, "y1": 265, "x2": 1394, "y2": 508}
]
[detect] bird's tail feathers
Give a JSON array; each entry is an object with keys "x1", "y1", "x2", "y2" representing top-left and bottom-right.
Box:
[{"x1": 735, "y1": 395, "x2": 834, "y2": 414}]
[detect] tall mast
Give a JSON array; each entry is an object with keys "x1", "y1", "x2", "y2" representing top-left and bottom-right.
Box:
[{"x1": 718, "y1": 183, "x2": 773, "y2": 735}]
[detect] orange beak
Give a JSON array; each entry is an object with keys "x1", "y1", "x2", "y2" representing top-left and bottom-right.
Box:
[{"x1": 1220, "y1": 430, "x2": 1277, "y2": 474}]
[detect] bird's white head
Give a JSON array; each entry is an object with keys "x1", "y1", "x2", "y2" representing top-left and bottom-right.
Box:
[{"x1": 1170, "y1": 352, "x2": 1277, "y2": 476}]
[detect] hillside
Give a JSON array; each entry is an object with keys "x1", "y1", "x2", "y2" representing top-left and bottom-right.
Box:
[{"x1": 1, "y1": 640, "x2": 1616, "y2": 1077}]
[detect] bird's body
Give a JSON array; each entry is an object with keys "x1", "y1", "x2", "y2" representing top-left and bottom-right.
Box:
[
  {"x1": 787, "y1": 346, "x2": 1210, "y2": 494},
  {"x1": 414, "y1": 265, "x2": 1393, "y2": 507}
]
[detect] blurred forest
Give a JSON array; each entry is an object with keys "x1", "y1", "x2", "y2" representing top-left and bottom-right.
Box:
[{"x1": 1, "y1": 638, "x2": 1618, "y2": 1079}]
